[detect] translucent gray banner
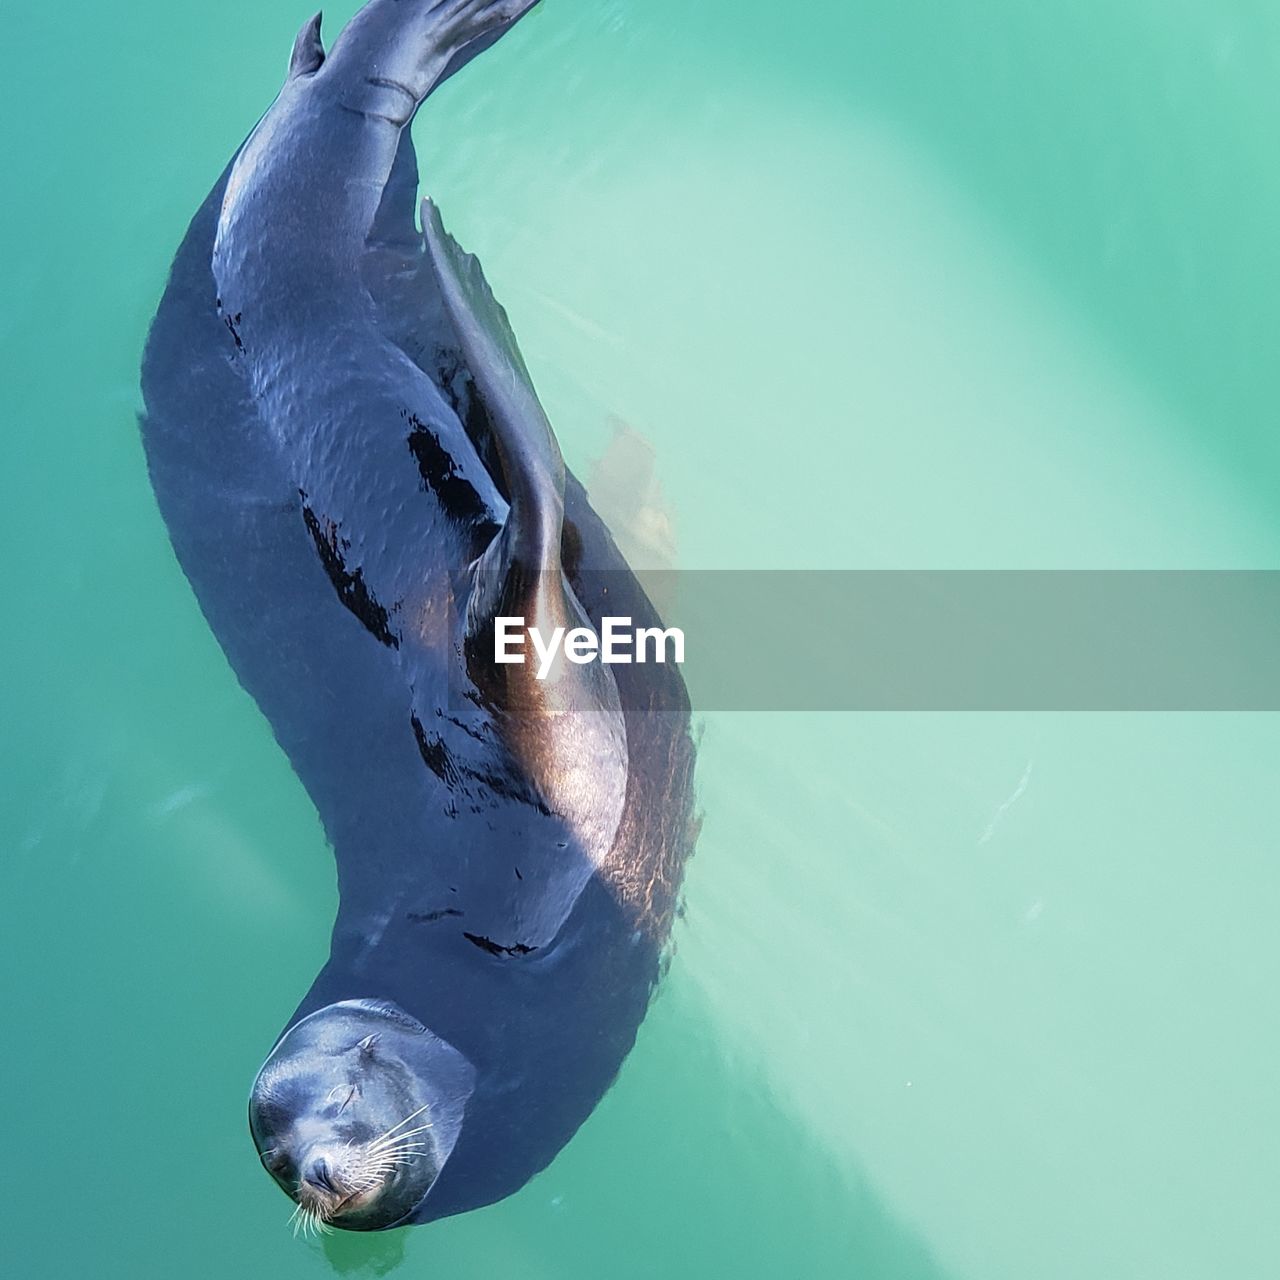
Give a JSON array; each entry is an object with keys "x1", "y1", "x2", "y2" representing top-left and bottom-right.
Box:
[{"x1": 471, "y1": 570, "x2": 1280, "y2": 711}]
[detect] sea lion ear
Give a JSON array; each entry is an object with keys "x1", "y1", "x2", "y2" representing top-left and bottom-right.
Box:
[{"x1": 288, "y1": 12, "x2": 325, "y2": 80}]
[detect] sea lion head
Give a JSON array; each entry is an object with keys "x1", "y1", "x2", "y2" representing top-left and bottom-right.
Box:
[{"x1": 249, "y1": 999, "x2": 474, "y2": 1232}]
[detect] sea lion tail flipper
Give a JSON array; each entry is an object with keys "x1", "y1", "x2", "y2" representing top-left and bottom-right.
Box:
[
  {"x1": 420, "y1": 196, "x2": 569, "y2": 639},
  {"x1": 325, "y1": 0, "x2": 541, "y2": 118}
]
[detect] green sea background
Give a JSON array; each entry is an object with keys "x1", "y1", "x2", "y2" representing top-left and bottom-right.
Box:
[{"x1": 3, "y1": 2, "x2": 1280, "y2": 1277}]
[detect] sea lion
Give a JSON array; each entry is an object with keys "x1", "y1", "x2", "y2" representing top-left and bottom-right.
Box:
[{"x1": 140, "y1": 0, "x2": 697, "y2": 1232}]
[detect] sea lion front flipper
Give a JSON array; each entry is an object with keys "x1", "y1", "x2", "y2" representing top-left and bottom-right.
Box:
[
  {"x1": 420, "y1": 197, "x2": 566, "y2": 638},
  {"x1": 420, "y1": 197, "x2": 580, "y2": 672},
  {"x1": 420, "y1": 197, "x2": 629, "y2": 924}
]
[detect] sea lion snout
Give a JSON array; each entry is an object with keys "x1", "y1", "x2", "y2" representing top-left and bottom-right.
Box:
[
  {"x1": 249, "y1": 999, "x2": 476, "y2": 1231},
  {"x1": 303, "y1": 1154, "x2": 337, "y2": 1194}
]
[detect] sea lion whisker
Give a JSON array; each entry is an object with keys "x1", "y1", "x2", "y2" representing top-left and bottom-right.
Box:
[
  {"x1": 359, "y1": 1153, "x2": 402, "y2": 1167},
  {"x1": 358, "y1": 1152, "x2": 418, "y2": 1173},
  {"x1": 365, "y1": 1144, "x2": 425, "y2": 1164},
  {"x1": 375, "y1": 1121, "x2": 433, "y2": 1139},
  {"x1": 353, "y1": 1162, "x2": 410, "y2": 1185},
  {"x1": 305, "y1": 1202, "x2": 335, "y2": 1237},
  {"x1": 364, "y1": 1127, "x2": 428, "y2": 1155},
  {"x1": 371, "y1": 1136, "x2": 430, "y2": 1157},
  {"x1": 356, "y1": 1157, "x2": 412, "y2": 1179},
  {"x1": 366, "y1": 1158, "x2": 415, "y2": 1174},
  {"x1": 367, "y1": 1103, "x2": 431, "y2": 1147},
  {"x1": 373, "y1": 1131, "x2": 432, "y2": 1152},
  {"x1": 368, "y1": 1123, "x2": 433, "y2": 1152}
]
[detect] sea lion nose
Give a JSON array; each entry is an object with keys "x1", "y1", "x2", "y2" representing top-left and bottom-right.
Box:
[{"x1": 303, "y1": 1155, "x2": 337, "y2": 1194}]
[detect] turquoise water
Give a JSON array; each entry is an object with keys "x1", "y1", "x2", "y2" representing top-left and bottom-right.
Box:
[{"x1": 4, "y1": 2, "x2": 1280, "y2": 1277}]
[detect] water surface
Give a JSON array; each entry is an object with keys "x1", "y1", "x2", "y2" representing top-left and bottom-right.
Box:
[{"x1": 3, "y1": 3, "x2": 1279, "y2": 1277}]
